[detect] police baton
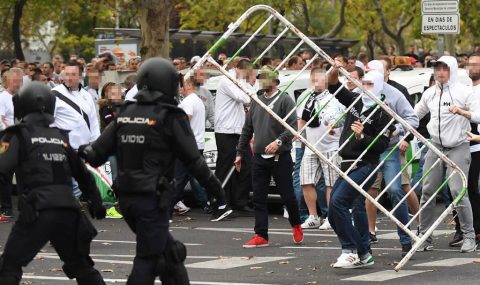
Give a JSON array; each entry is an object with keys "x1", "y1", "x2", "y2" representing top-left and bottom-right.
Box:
[{"x1": 221, "y1": 166, "x2": 236, "y2": 189}]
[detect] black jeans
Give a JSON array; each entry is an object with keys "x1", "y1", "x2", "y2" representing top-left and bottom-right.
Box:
[
  {"x1": 252, "y1": 153, "x2": 301, "y2": 240},
  {"x1": 0, "y1": 209, "x2": 104, "y2": 285},
  {"x1": 215, "y1": 133, "x2": 252, "y2": 208}
]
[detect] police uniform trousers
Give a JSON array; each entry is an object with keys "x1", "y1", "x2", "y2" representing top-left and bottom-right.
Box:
[
  {"x1": 0, "y1": 209, "x2": 104, "y2": 285},
  {"x1": 118, "y1": 192, "x2": 189, "y2": 285}
]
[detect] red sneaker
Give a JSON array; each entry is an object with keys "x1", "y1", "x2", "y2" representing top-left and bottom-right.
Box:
[
  {"x1": 0, "y1": 216, "x2": 10, "y2": 223},
  {"x1": 293, "y1": 225, "x2": 304, "y2": 244},
  {"x1": 243, "y1": 234, "x2": 269, "y2": 248}
]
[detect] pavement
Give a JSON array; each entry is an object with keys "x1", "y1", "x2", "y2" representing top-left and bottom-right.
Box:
[{"x1": 1, "y1": 206, "x2": 480, "y2": 285}]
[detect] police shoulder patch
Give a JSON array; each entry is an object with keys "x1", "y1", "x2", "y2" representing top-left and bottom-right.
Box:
[{"x1": 0, "y1": 141, "x2": 9, "y2": 154}]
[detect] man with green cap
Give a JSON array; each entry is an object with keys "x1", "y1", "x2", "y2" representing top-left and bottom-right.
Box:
[{"x1": 235, "y1": 65, "x2": 304, "y2": 248}]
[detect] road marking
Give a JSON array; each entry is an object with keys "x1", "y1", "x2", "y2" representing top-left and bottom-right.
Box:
[
  {"x1": 186, "y1": 256, "x2": 294, "y2": 269},
  {"x1": 22, "y1": 275, "x2": 279, "y2": 285},
  {"x1": 376, "y1": 230, "x2": 454, "y2": 240},
  {"x1": 281, "y1": 246, "x2": 459, "y2": 252},
  {"x1": 93, "y1": 239, "x2": 202, "y2": 246},
  {"x1": 38, "y1": 253, "x2": 221, "y2": 259},
  {"x1": 193, "y1": 227, "x2": 336, "y2": 237},
  {"x1": 413, "y1": 258, "x2": 480, "y2": 267},
  {"x1": 342, "y1": 270, "x2": 431, "y2": 281}
]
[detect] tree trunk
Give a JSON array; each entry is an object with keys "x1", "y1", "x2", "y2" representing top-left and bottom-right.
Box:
[
  {"x1": 322, "y1": 0, "x2": 346, "y2": 38},
  {"x1": 136, "y1": 0, "x2": 176, "y2": 59},
  {"x1": 396, "y1": 36, "x2": 405, "y2": 55},
  {"x1": 12, "y1": 0, "x2": 26, "y2": 61}
]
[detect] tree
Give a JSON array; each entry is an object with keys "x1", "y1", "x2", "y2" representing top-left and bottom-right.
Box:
[
  {"x1": 12, "y1": 0, "x2": 26, "y2": 60},
  {"x1": 373, "y1": 0, "x2": 417, "y2": 55},
  {"x1": 135, "y1": 0, "x2": 177, "y2": 59}
]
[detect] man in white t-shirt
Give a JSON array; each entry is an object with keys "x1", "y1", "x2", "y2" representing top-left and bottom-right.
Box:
[
  {"x1": 299, "y1": 68, "x2": 345, "y2": 230},
  {"x1": 0, "y1": 67, "x2": 23, "y2": 219},
  {"x1": 172, "y1": 76, "x2": 209, "y2": 214},
  {"x1": 214, "y1": 59, "x2": 255, "y2": 212}
]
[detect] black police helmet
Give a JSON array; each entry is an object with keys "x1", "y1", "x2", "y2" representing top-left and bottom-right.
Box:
[
  {"x1": 13, "y1": 82, "x2": 56, "y2": 121},
  {"x1": 136, "y1": 57, "x2": 180, "y2": 101}
]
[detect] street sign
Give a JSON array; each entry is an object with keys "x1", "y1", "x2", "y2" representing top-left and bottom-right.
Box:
[
  {"x1": 422, "y1": 14, "x2": 459, "y2": 34},
  {"x1": 422, "y1": 0, "x2": 459, "y2": 14}
]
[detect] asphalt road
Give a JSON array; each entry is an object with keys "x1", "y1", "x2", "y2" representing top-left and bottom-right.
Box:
[{"x1": 1, "y1": 206, "x2": 480, "y2": 285}]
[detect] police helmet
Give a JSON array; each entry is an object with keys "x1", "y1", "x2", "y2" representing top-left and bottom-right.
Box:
[
  {"x1": 136, "y1": 57, "x2": 180, "y2": 101},
  {"x1": 13, "y1": 82, "x2": 56, "y2": 121}
]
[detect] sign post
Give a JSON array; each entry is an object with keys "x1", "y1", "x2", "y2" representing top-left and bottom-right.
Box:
[{"x1": 421, "y1": 0, "x2": 459, "y2": 56}]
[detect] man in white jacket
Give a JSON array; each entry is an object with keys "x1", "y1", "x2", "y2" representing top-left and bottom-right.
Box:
[
  {"x1": 214, "y1": 59, "x2": 255, "y2": 213},
  {"x1": 415, "y1": 55, "x2": 480, "y2": 252},
  {"x1": 52, "y1": 60, "x2": 100, "y2": 198}
]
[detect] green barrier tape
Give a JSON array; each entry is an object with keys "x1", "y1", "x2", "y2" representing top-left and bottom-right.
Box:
[{"x1": 208, "y1": 38, "x2": 227, "y2": 54}]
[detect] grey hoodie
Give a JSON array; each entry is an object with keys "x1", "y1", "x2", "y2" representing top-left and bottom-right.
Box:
[{"x1": 415, "y1": 55, "x2": 480, "y2": 148}]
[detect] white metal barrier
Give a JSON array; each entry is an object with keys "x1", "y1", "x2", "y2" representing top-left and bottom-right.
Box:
[{"x1": 185, "y1": 5, "x2": 468, "y2": 271}]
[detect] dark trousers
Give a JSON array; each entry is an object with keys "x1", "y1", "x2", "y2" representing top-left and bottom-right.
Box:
[
  {"x1": 0, "y1": 175, "x2": 13, "y2": 211},
  {"x1": 454, "y1": 151, "x2": 480, "y2": 235},
  {"x1": 252, "y1": 153, "x2": 301, "y2": 240},
  {"x1": 0, "y1": 209, "x2": 104, "y2": 285},
  {"x1": 215, "y1": 133, "x2": 252, "y2": 209},
  {"x1": 118, "y1": 193, "x2": 189, "y2": 285},
  {"x1": 173, "y1": 150, "x2": 209, "y2": 208}
]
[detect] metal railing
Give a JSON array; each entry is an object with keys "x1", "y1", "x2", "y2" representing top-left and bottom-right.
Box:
[{"x1": 184, "y1": 5, "x2": 468, "y2": 271}]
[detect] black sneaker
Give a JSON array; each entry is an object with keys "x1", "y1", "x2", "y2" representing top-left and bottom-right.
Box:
[
  {"x1": 210, "y1": 205, "x2": 233, "y2": 222},
  {"x1": 402, "y1": 243, "x2": 412, "y2": 258},
  {"x1": 449, "y1": 231, "x2": 463, "y2": 247},
  {"x1": 369, "y1": 232, "x2": 378, "y2": 244},
  {"x1": 0, "y1": 208, "x2": 14, "y2": 218}
]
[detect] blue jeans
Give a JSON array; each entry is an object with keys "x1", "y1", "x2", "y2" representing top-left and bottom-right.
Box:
[
  {"x1": 293, "y1": 146, "x2": 328, "y2": 220},
  {"x1": 174, "y1": 151, "x2": 209, "y2": 208},
  {"x1": 328, "y1": 163, "x2": 377, "y2": 256},
  {"x1": 354, "y1": 148, "x2": 411, "y2": 246},
  {"x1": 293, "y1": 146, "x2": 308, "y2": 219}
]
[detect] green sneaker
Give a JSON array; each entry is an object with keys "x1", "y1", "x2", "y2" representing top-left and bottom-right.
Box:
[
  {"x1": 106, "y1": 207, "x2": 123, "y2": 219},
  {"x1": 346, "y1": 253, "x2": 374, "y2": 268}
]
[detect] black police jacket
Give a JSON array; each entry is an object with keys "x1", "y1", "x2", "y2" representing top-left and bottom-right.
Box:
[
  {"x1": 82, "y1": 93, "x2": 214, "y2": 195},
  {"x1": 0, "y1": 113, "x2": 102, "y2": 210}
]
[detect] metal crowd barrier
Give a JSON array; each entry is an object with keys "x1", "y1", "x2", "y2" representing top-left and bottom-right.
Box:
[{"x1": 185, "y1": 5, "x2": 468, "y2": 271}]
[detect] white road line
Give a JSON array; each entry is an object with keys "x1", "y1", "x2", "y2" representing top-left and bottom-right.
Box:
[
  {"x1": 186, "y1": 256, "x2": 295, "y2": 269},
  {"x1": 281, "y1": 246, "x2": 459, "y2": 252},
  {"x1": 92, "y1": 239, "x2": 202, "y2": 246},
  {"x1": 413, "y1": 258, "x2": 480, "y2": 267},
  {"x1": 341, "y1": 270, "x2": 432, "y2": 282},
  {"x1": 193, "y1": 227, "x2": 336, "y2": 237},
  {"x1": 38, "y1": 253, "x2": 221, "y2": 259},
  {"x1": 22, "y1": 275, "x2": 279, "y2": 285},
  {"x1": 376, "y1": 230, "x2": 454, "y2": 240}
]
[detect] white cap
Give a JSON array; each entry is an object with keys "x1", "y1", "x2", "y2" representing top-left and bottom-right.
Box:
[{"x1": 190, "y1": 56, "x2": 201, "y2": 64}]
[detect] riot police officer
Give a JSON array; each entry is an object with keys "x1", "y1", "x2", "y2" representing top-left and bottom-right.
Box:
[
  {"x1": 0, "y1": 82, "x2": 106, "y2": 285},
  {"x1": 78, "y1": 57, "x2": 232, "y2": 285}
]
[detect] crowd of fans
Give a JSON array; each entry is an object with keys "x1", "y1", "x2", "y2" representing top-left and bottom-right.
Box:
[{"x1": 0, "y1": 43, "x2": 479, "y2": 268}]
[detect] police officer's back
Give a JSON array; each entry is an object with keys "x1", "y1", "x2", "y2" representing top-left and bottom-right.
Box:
[
  {"x1": 0, "y1": 82, "x2": 106, "y2": 285},
  {"x1": 79, "y1": 58, "x2": 232, "y2": 285}
]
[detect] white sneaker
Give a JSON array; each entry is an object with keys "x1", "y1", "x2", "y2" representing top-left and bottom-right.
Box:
[
  {"x1": 283, "y1": 206, "x2": 289, "y2": 219},
  {"x1": 174, "y1": 201, "x2": 191, "y2": 215},
  {"x1": 301, "y1": 215, "x2": 321, "y2": 229},
  {"x1": 319, "y1": 218, "x2": 332, "y2": 230},
  {"x1": 333, "y1": 252, "x2": 359, "y2": 268}
]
